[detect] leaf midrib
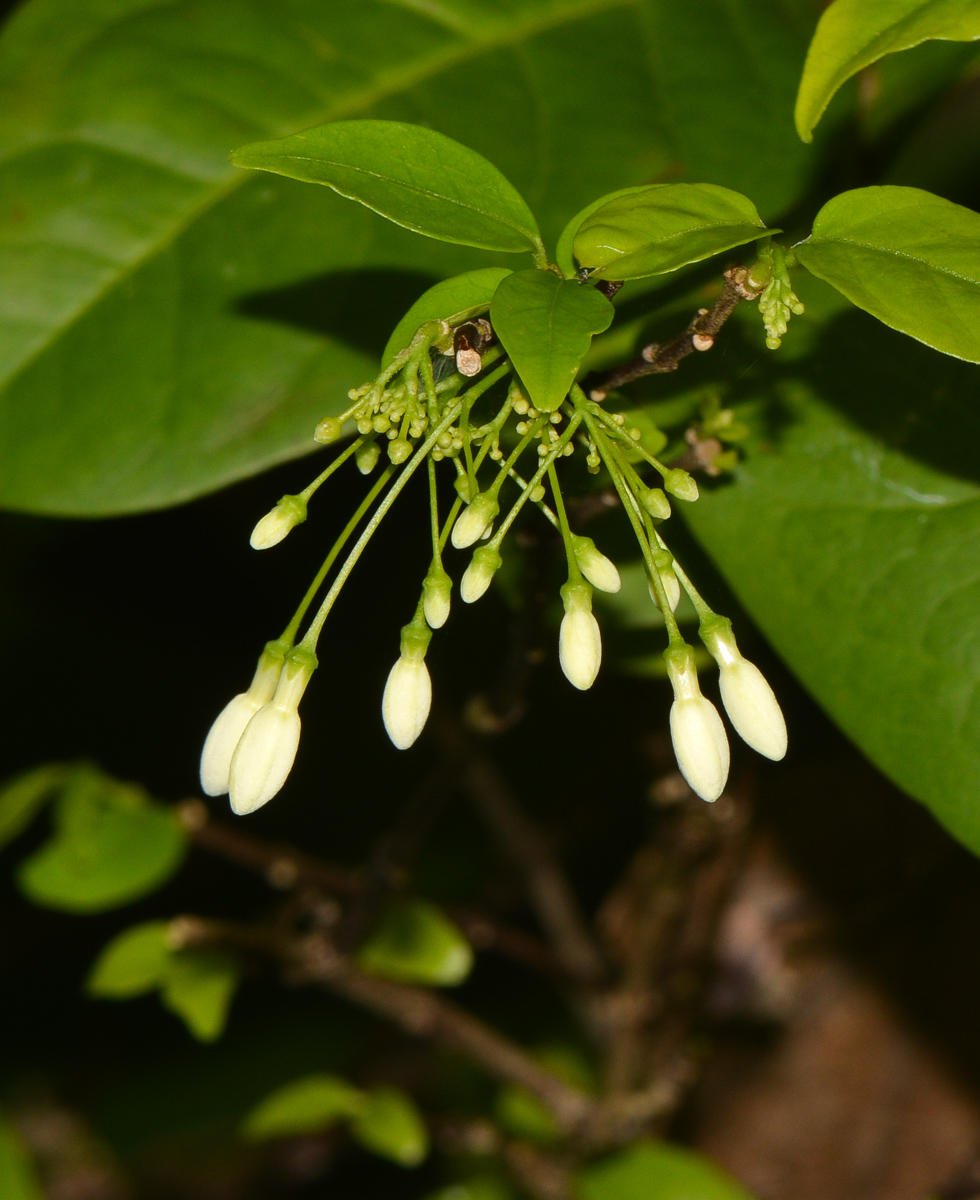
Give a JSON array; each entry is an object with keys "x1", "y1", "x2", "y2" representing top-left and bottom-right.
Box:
[
  {"x1": 1, "y1": 0, "x2": 633, "y2": 392},
  {"x1": 803, "y1": 233, "x2": 980, "y2": 287}
]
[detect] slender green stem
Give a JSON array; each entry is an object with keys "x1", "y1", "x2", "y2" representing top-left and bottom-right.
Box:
[
  {"x1": 488, "y1": 412, "x2": 582, "y2": 549},
  {"x1": 298, "y1": 437, "x2": 363, "y2": 503},
  {"x1": 438, "y1": 497, "x2": 464, "y2": 554},
  {"x1": 587, "y1": 401, "x2": 669, "y2": 479},
  {"x1": 506, "y1": 467, "x2": 558, "y2": 528},
  {"x1": 428, "y1": 456, "x2": 442, "y2": 564},
  {"x1": 650, "y1": 527, "x2": 714, "y2": 623},
  {"x1": 548, "y1": 463, "x2": 581, "y2": 580}
]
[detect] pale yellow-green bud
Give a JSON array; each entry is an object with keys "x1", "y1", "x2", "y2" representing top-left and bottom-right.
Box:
[
  {"x1": 460, "y1": 546, "x2": 502, "y2": 604},
  {"x1": 382, "y1": 655, "x2": 432, "y2": 749},
  {"x1": 356, "y1": 439, "x2": 380, "y2": 475},
  {"x1": 571, "y1": 535, "x2": 621, "y2": 593},
  {"x1": 701, "y1": 617, "x2": 787, "y2": 760},
  {"x1": 664, "y1": 644, "x2": 729, "y2": 802},
  {"x1": 422, "y1": 566, "x2": 452, "y2": 629},
  {"x1": 559, "y1": 583, "x2": 602, "y2": 690},
  {"x1": 250, "y1": 494, "x2": 307, "y2": 550},
  {"x1": 640, "y1": 486, "x2": 671, "y2": 520},
  {"x1": 314, "y1": 416, "x2": 342, "y2": 444},
  {"x1": 388, "y1": 438, "x2": 412, "y2": 464},
  {"x1": 664, "y1": 468, "x2": 699, "y2": 502},
  {"x1": 451, "y1": 492, "x2": 499, "y2": 549}
]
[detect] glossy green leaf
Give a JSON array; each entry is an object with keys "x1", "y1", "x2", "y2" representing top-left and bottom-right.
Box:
[
  {"x1": 573, "y1": 184, "x2": 771, "y2": 281},
  {"x1": 357, "y1": 899, "x2": 474, "y2": 987},
  {"x1": 16, "y1": 769, "x2": 186, "y2": 913},
  {"x1": 491, "y1": 271, "x2": 614, "y2": 412},
  {"x1": 382, "y1": 268, "x2": 512, "y2": 367},
  {"x1": 796, "y1": 0, "x2": 980, "y2": 141},
  {"x1": 233, "y1": 121, "x2": 542, "y2": 256},
  {"x1": 349, "y1": 1087, "x2": 429, "y2": 1168},
  {"x1": 86, "y1": 921, "x2": 172, "y2": 998},
  {"x1": 579, "y1": 1141, "x2": 755, "y2": 1200},
  {"x1": 243, "y1": 1074, "x2": 365, "y2": 1140},
  {"x1": 0, "y1": 1116, "x2": 42, "y2": 1200},
  {"x1": 0, "y1": 0, "x2": 813, "y2": 515},
  {"x1": 161, "y1": 950, "x2": 240, "y2": 1043},
  {"x1": 795, "y1": 186, "x2": 980, "y2": 362},
  {"x1": 555, "y1": 187, "x2": 655, "y2": 278},
  {"x1": 0, "y1": 763, "x2": 69, "y2": 850}
]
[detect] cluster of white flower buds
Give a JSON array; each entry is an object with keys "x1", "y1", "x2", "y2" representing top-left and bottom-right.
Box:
[{"x1": 203, "y1": 297, "x2": 787, "y2": 815}]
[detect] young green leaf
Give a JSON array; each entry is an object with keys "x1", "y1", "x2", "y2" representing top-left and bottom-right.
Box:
[
  {"x1": 795, "y1": 0, "x2": 980, "y2": 142},
  {"x1": 243, "y1": 1074, "x2": 365, "y2": 1140},
  {"x1": 555, "y1": 187, "x2": 657, "y2": 278},
  {"x1": 572, "y1": 184, "x2": 772, "y2": 280},
  {"x1": 86, "y1": 922, "x2": 172, "y2": 999},
  {"x1": 357, "y1": 900, "x2": 474, "y2": 987},
  {"x1": 160, "y1": 950, "x2": 240, "y2": 1043},
  {"x1": 0, "y1": 1115, "x2": 42, "y2": 1200},
  {"x1": 232, "y1": 121, "x2": 542, "y2": 257},
  {"x1": 795, "y1": 186, "x2": 980, "y2": 362},
  {"x1": 16, "y1": 770, "x2": 186, "y2": 913},
  {"x1": 349, "y1": 1087, "x2": 429, "y2": 1167},
  {"x1": 579, "y1": 1140, "x2": 756, "y2": 1200},
  {"x1": 382, "y1": 268, "x2": 513, "y2": 367},
  {"x1": 491, "y1": 271, "x2": 614, "y2": 412},
  {"x1": 0, "y1": 763, "x2": 70, "y2": 851}
]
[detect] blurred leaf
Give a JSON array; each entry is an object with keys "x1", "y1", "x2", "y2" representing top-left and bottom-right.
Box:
[
  {"x1": 357, "y1": 899, "x2": 474, "y2": 987},
  {"x1": 233, "y1": 121, "x2": 541, "y2": 255},
  {"x1": 86, "y1": 921, "x2": 172, "y2": 998},
  {"x1": 573, "y1": 184, "x2": 771, "y2": 280},
  {"x1": 491, "y1": 270, "x2": 613, "y2": 412},
  {"x1": 16, "y1": 769, "x2": 186, "y2": 913},
  {"x1": 382, "y1": 268, "x2": 512, "y2": 367},
  {"x1": 242, "y1": 1073, "x2": 365, "y2": 1140},
  {"x1": 349, "y1": 1087, "x2": 429, "y2": 1168},
  {"x1": 0, "y1": 0, "x2": 813, "y2": 515},
  {"x1": 496, "y1": 1044, "x2": 593, "y2": 1144},
  {"x1": 795, "y1": 186, "x2": 980, "y2": 361},
  {"x1": 424, "y1": 1179, "x2": 517, "y2": 1200},
  {"x1": 578, "y1": 1140, "x2": 755, "y2": 1200},
  {"x1": 860, "y1": 38, "x2": 980, "y2": 140},
  {"x1": 0, "y1": 1115, "x2": 42, "y2": 1200},
  {"x1": 795, "y1": 0, "x2": 980, "y2": 141},
  {"x1": 161, "y1": 950, "x2": 240, "y2": 1043},
  {"x1": 0, "y1": 762, "x2": 69, "y2": 850}
]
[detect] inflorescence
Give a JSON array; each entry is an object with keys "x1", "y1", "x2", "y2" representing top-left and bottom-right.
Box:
[{"x1": 201, "y1": 307, "x2": 786, "y2": 816}]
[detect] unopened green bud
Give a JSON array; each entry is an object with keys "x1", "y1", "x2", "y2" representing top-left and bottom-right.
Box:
[
  {"x1": 454, "y1": 474, "x2": 475, "y2": 504},
  {"x1": 664, "y1": 468, "x2": 699, "y2": 502},
  {"x1": 356, "y1": 439, "x2": 380, "y2": 475},
  {"x1": 640, "y1": 486, "x2": 671, "y2": 520},
  {"x1": 388, "y1": 438, "x2": 412, "y2": 465},
  {"x1": 314, "y1": 416, "x2": 342, "y2": 444},
  {"x1": 250, "y1": 494, "x2": 307, "y2": 550}
]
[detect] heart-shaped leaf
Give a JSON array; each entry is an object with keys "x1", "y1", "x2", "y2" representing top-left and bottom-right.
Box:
[
  {"x1": 573, "y1": 184, "x2": 772, "y2": 280},
  {"x1": 382, "y1": 268, "x2": 513, "y2": 367},
  {"x1": 16, "y1": 769, "x2": 186, "y2": 913},
  {"x1": 579, "y1": 1141, "x2": 756, "y2": 1200},
  {"x1": 160, "y1": 949, "x2": 240, "y2": 1043},
  {"x1": 795, "y1": 0, "x2": 980, "y2": 142},
  {"x1": 357, "y1": 899, "x2": 473, "y2": 987},
  {"x1": 795, "y1": 186, "x2": 980, "y2": 361},
  {"x1": 349, "y1": 1087, "x2": 429, "y2": 1168},
  {"x1": 86, "y1": 921, "x2": 172, "y2": 998},
  {"x1": 233, "y1": 121, "x2": 542, "y2": 257},
  {"x1": 243, "y1": 1074, "x2": 366, "y2": 1140},
  {"x1": 491, "y1": 271, "x2": 614, "y2": 412}
]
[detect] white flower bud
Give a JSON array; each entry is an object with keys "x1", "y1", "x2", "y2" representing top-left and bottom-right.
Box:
[
  {"x1": 702, "y1": 617, "x2": 787, "y2": 761},
  {"x1": 200, "y1": 642, "x2": 286, "y2": 797},
  {"x1": 422, "y1": 566, "x2": 452, "y2": 629},
  {"x1": 559, "y1": 583, "x2": 602, "y2": 690},
  {"x1": 382, "y1": 655, "x2": 432, "y2": 749},
  {"x1": 663, "y1": 468, "x2": 699, "y2": 502},
  {"x1": 451, "y1": 492, "x2": 499, "y2": 549},
  {"x1": 461, "y1": 546, "x2": 502, "y2": 604},
  {"x1": 572, "y1": 535, "x2": 621, "y2": 594},
  {"x1": 648, "y1": 572, "x2": 681, "y2": 613},
  {"x1": 228, "y1": 648, "x2": 315, "y2": 815},
  {"x1": 665, "y1": 645, "x2": 730, "y2": 802},
  {"x1": 250, "y1": 494, "x2": 307, "y2": 550}
]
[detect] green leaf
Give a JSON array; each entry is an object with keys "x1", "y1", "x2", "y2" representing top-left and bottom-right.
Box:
[
  {"x1": 382, "y1": 268, "x2": 513, "y2": 367},
  {"x1": 0, "y1": 1116, "x2": 42, "y2": 1200},
  {"x1": 16, "y1": 769, "x2": 186, "y2": 913},
  {"x1": 491, "y1": 271, "x2": 614, "y2": 412},
  {"x1": 795, "y1": 186, "x2": 980, "y2": 362},
  {"x1": 578, "y1": 1141, "x2": 755, "y2": 1200},
  {"x1": 0, "y1": 0, "x2": 813, "y2": 515},
  {"x1": 86, "y1": 921, "x2": 172, "y2": 998},
  {"x1": 233, "y1": 121, "x2": 542, "y2": 257},
  {"x1": 161, "y1": 950, "x2": 240, "y2": 1043},
  {"x1": 349, "y1": 1087, "x2": 429, "y2": 1168},
  {"x1": 0, "y1": 763, "x2": 69, "y2": 851},
  {"x1": 555, "y1": 187, "x2": 656, "y2": 279},
  {"x1": 573, "y1": 184, "x2": 772, "y2": 281},
  {"x1": 795, "y1": 0, "x2": 980, "y2": 141},
  {"x1": 242, "y1": 1073, "x2": 365, "y2": 1140},
  {"x1": 357, "y1": 899, "x2": 474, "y2": 987}
]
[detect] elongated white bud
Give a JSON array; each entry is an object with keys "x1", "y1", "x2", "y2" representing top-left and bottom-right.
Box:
[
  {"x1": 200, "y1": 641, "x2": 286, "y2": 797},
  {"x1": 250, "y1": 494, "x2": 307, "y2": 550},
  {"x1": 572, "y1": 535, "x2": 621, "y2": 594},
  {"x1": 422, "y1": 566, "x2": 452, "y2": 629},
  {"x1": 665, "y1": 644, "x2": 729, "y2": 802},
  {"x1": 702, "y1": 617, "x2": 787, "y2": 760},
  {"x1": 559, "y1": 583, "x2": 602, "y2": 690},
  {"x1": 383, "y1": 622, "x2": 432, "y2": 749},
  {"x1": 663, "y1": 468, "x2": 699, "y2": 502},
  {"x1": 461, "y1": 546, "x2": 502, "y2": 604},
  {"x1": 229, "y1": 648, "x2": 316, "y2": 815},
  {"x1": 451, "y1": 492, "x2": 499, "y2": 549}
]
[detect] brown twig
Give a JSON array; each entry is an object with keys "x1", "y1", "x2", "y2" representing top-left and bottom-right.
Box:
[{"x1": 586, "y1": 265, "x2": 762, "y2": 399}]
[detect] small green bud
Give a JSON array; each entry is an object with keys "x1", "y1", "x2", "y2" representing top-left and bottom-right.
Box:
[
  {"x1": 314, "y1": 416, "x2": 342, "y2": 444},
  {"x1": 388, "y1": 438, "x2": 412, "y2": 465},
  {"x1": 640, "y1": 486, "x2": 671, "y2": 520},
  {"x1": 454, "y1": 474, "x2": 474, "y2": 504},
  {"x1": 356, "y1": 439, "x2": 380, "y2": 475},
  {"x1": 250, "y1": 494, "x2": 307, "y2": 550},
  {"x1": 664, "y1": 468, "x2": 699, "y2": 502}
]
